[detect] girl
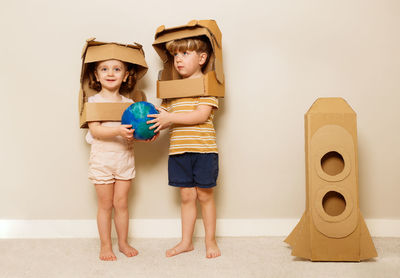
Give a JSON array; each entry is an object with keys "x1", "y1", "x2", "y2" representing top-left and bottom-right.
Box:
[{"x1": 86, "y1": 58, "x2": 155, "y2": 261}]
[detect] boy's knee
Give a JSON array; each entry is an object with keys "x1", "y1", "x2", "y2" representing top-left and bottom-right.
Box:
[
  {"x1": 197, "y1": 188, "x2": 213, "y2": 203},
  {"x1": 181, "y1": 188, "x2": 197, "y2": 204}
]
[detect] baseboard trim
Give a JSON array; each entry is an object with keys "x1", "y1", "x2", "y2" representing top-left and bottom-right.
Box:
[{"x1": 0, "y1": 218, "x2": 399, "y2": 238}]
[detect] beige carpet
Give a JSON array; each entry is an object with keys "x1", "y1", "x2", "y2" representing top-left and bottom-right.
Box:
[{"x1": 0, "y1": 237, "x2": 399, "y2": 278}]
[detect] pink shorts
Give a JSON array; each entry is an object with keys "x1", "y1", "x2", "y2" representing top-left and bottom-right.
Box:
[{"x1": 88, "y1": 140, "x2": 135, "y2": 184}]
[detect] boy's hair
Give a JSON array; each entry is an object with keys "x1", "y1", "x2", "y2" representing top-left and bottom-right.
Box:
[
  {"x1": 166, "y1": 36, "x2": 211, "y2": 66},
  {"x1": 88, "y1": 62, "x2": 137, "y2": 94}
]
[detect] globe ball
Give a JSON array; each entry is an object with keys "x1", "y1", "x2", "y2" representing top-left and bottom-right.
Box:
[{"x1": 121, "y1": 101, "x2": 159, "y2": 140}]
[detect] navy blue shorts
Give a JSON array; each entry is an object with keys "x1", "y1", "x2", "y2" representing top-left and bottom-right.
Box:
[{"x1": 168, "y1": 153, "x2": 219, "y2": 188}]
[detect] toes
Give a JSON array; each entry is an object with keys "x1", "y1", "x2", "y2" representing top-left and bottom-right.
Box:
[
  {"x1": 128, "y1": 251, "x2": 137, "y2": 257},
  {"x1": 100, "y1": 253, "x2": 117, "y2": 261},
  {"x1": 166, "y1": 248, "x2": 176, "y2": 257},
  {"x1": 206, "y1": 249, "x2": 221, "y2": 258},
  {"x1": 120, "y1": 247, "x2": 138, "y2": 257}
]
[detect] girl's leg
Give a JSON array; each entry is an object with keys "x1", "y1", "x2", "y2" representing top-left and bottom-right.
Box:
[
  {"x1": 197, "y1": 187, "x2": 221, "y2": 258},
  {"x1": 166, "y1": 187, "x2": 197, "y2": 257},
  {"x1": 95, "y1": 183, "x2": 116, "y2": 261},
  {"x1": 113, "y1": 179, "x2": 138, "y2": 257}
]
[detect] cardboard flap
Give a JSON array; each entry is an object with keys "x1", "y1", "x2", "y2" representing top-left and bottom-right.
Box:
[
  {"x1": 214, "y1": 57, "x2": 224, "y2": 84},
  {"x1": 153, "y1": 28, "x2": 213, "y2": 62},
  {"x1": 156, "y1": 25, "x2": 165, "y2": 34},
  {"x1": 187, "y1": 19, "x2": 198, "y2": 27},
  {"x1": 154, "y1": 19, "x2": 221, "y2": 47},
  {"x1": 154, "y1": 20, "x2": 209, "y2": 39},
  {"x1": 80, "y1": 102, "x2": 132, "y2": 128},
  {"x1": 80, "y1": 38, "x2": 96, "y2": 59},
  {"x1": 154, "y1": 20, "x2": 222, "y2": 47},
  {"x1": 81, "y1": 38, "x2": 148, "y2": 81},
  {"x1": 157, "y1": 77, "x2": 204, "y2": 98},
  {"x1": 197, "y1": 20, "x2": 222, "y2": 47},
  {"x1": 157, "y1": 71, "x2": 224, "y2": 99},
  {"x1": 78, "y1": 88, "x2": 84, "y2": 115}
]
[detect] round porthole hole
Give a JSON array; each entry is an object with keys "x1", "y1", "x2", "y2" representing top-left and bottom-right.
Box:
[
  {"x1": 321, "y1": 151, "x2": 344, "y2": 176},
  {"x1": 322, "y1": 191, "x2": 346, "y2": 216}
]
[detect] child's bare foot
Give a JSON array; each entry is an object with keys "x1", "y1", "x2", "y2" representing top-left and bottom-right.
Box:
[
  {"x1": 206, "y1": 239, "x2": 221, "y2": 258},
  {"x1": 100, "y1": 244, "x2": 117, "y2": 261},
  {"x1": 166, "y1": 241, "x2": 194, "y2": 257},
  {"x1": 119, "y1": 242, "x2": 139, "y2": 257}
]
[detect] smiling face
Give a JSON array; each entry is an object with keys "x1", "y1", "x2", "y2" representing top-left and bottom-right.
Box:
[
  {"x1": 94, "y1": 59, "x2": 129, "y2": 92},
  {"x1": 173, "y1": 50, "x2": 207, "y2": 79}
]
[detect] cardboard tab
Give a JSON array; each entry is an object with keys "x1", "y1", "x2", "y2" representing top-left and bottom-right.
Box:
[
  {"x1": 187, "y1": 19, "x2": 198, "y2": 26},
  {"x1": 153, "y1": 19, "x2": 224, "y2": 99},
  {"x1": 155, "y1": 25, "x2": 165, "y2": 35},
  {"x1": 285, "y1": 98, "x2": 377, "y2": 261}
]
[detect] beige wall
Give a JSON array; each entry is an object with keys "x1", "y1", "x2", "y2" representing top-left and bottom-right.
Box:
[{"x1": 1, "y1": 0, "x2": 399, "y2": 220}]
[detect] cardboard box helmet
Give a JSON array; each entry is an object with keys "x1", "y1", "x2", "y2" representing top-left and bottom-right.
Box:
[
  {"x1": 79, "y1": 38, "x2": 148, "y2": 128},
  {"x1": 285, "y1": 98, "x2": 377, "y2": 261},
  {"x1": 153, "y1": 19, "x2": 224, "y2": 99}
]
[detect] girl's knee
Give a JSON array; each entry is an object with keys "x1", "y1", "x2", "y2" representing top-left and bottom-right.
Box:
[
  {"x1": 113, "y1": 196, "x2": 128, "y2": 211},
  {"x1": 98, "y1": 198, "x2": 113, "y2": 211}
]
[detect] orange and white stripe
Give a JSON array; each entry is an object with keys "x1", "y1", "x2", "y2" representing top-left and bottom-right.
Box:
[{"x1": 161, "y1": 97, "x2": 218, "y2": 155}]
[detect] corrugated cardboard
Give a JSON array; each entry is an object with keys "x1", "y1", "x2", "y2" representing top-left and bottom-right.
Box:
[
  {"x1": 285, "y1": 98, "x2": 377, "y2": 261},
  {"x1": 153, "y1": 19, "x2": 224, "y2": 99},
  {"x1": 79, "y1": 38, "x2": 148, "y2": 128}
]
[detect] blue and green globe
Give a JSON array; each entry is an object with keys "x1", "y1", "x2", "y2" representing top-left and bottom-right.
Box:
[{"x1": 121, "y1": 101, "x2": 159, "y2": 140}]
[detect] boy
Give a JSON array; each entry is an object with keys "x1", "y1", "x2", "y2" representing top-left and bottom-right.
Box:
[{"x1": 148, "y1": 36, "x2": 221, "y2": 258}]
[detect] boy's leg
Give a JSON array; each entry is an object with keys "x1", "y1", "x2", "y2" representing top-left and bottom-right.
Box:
[
  {"x1": 197, "y1": 187, "x2": 221, "y2": 258},
  {"x1": 166, "y1": 187, "x2": 197, "y2": 257},
  {"x1": 113, "y1": 179, "x2": 138, "y2": 257},
  {"x1": 95, "y1": 183, "x2": 117, "y2": 261}
]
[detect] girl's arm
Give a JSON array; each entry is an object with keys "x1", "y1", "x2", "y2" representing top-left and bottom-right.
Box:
[
  {"x1": 147, "y1": 105, "x2": 212, "y2": 133},
  {"x1": 88, "y1": 122, "x2": 134, "y2": 140}
]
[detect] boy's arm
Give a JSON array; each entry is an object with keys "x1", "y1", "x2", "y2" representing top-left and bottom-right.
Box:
[
  {"x1": 88, "y1": 122, "x2": 134, "y2": 140},
  {"x1": 147, "y1": 105, "x2": 213, "y2": 133}
]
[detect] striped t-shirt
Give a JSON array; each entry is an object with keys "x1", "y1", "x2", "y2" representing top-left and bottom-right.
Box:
[{"x1": 161, "y1": 97, "x2": 219, "y2": 155}]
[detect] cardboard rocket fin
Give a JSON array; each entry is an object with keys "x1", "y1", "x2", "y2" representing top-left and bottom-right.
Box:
[
  {"x1": 359, "y1": 212, "x2": 378, "y2": 260},
  {"x1": 284, "y1": 212, "x2": 311, "y2": 259}
]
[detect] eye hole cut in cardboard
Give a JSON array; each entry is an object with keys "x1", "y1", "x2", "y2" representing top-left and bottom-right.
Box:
[
  {"x1": 152, "y1": 19, "x2": 224, "y2": 99},
  {"x1": 285, "y1": 98, "x2": 377, "y2": 261},
  {"x1": 79, "y1": 38, "x2": 148, "y2": 128}
]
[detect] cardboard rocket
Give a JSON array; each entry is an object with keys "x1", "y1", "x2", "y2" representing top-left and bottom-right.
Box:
[
  {"x1": 152, "y1": 19, "x2": 224, "y2": 99},
  {"x1": 79, "y1": 38, "x2": 148, "y2": 128},
  {"x1": 285, "y1": 98, "x2": 377, "y2": 261}
]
